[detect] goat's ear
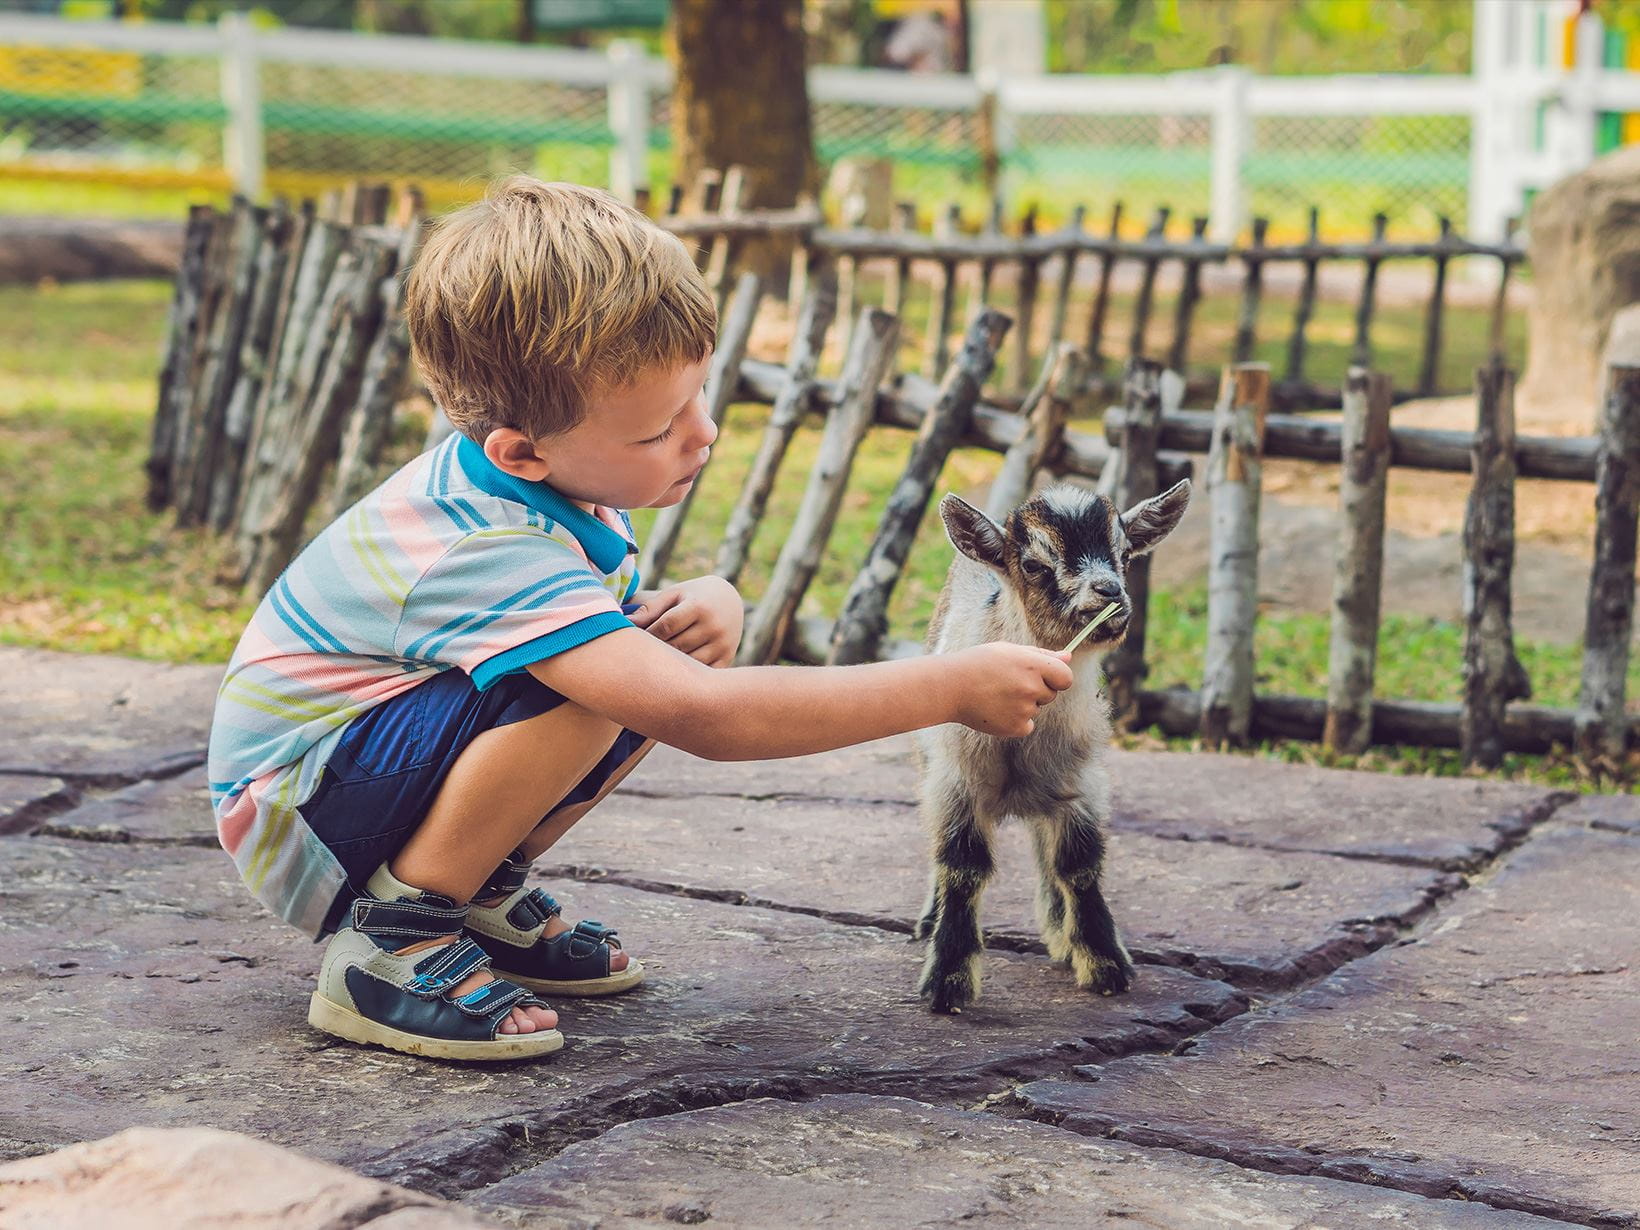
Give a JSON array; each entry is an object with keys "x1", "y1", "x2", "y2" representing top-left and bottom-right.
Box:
[
  {"x1": 1121, "y1": 478, "x2": 1191, "y2": 557},
  {"x1": 939, "y1": 493, "x2": 1008, "y2": 572}
]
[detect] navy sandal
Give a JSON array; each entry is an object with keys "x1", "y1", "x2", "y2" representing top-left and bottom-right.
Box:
[
  {"x1": 465, "y1": 854, "x2": 644, "y2": 998},
  {"x1": 308, "y1": 869, "x2": 563, "y2": 1061}
]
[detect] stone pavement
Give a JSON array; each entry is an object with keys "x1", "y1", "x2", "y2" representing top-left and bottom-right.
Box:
[{"x1": 0, "y1": 645, "x2": 1635, "y2": 1228}]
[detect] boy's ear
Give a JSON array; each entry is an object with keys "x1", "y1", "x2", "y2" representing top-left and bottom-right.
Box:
[
  {"x1": 1121, "y1": 478, "x2": 1191, "y2": 558},
  {"x1": 940, "y1": 493, "x2": 1008, "y2": 572},
  {"x1": 484, "y1": 427, "x2": 550, "y2": 482}
]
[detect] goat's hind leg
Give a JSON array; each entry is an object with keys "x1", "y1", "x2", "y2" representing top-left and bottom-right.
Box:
[
  {"x1": 917, "y1": 788, "x2": 995, "y2": 1014},
  {"x1": 1044, "y1": 806, "x2": 1133, "y2": 995},
  {"x1": 1026, "y1": 818, "x2": 1072, "y2": 965}
]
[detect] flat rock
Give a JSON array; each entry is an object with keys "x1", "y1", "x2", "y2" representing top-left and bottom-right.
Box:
[
  {"x1": 1557, "y1": 791, "x2": 1640, "y2": 836},
  {"x1": 1104, "y1": 752, "x2": 1565, "y2": 870},
  {"x1": 0, "y1": 775, "x2": 72, "y2": 836},
  {"x1": 548, "y1": 791, "x2": 1458, "y2": 990},
  {"x1": 35, "y1": 771, "x2": 214, "y2": 845},
  {"x1": 0, "y1": 648, "x2": 221, "y2": 783},
  {"x1": 0, "y1": 1126, "x2": 493, "y2": 1229},
  {"x1": 628, "y1": 738, "x2": 1565, "y2": 870},
  {"x1": 475, "y1": 1094, "x2": 1569, "y2": 1229},
  {"x1": 1013, "y1": 825, "x2": 1640, "y2": 1227},
  {"x1": 0, "y1": 837, "x2": 1239, "y2": 1197}
]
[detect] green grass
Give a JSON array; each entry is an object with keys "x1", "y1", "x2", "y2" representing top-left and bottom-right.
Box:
[{"x1": 0, "y1": 279, "x2": 1620, "y2": 788}]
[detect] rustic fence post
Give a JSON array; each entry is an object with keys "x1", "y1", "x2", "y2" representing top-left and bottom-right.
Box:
[
  {"x1": 1167, "y1": 215, "x2": 1210, "y2": 376},
  {"x1": 830, "y1": 308, "x2": 1012, "y2": 665},
  {"x1": 1083, "y1": 201, "x2": 1123, "y2": 379},
  {"x1": 149, "y1": 205, "x2": 216, "y2": 511},
  {"x1": 1284, "y1": 205, "x2": 1320, "y2": 386},
  {"x1": 1201, "y1": 362, "x2": 1270, "y2": 748},
  {"x1": 986, "y1": 342, "x2": 1085, "y2": 520},
  {"x1": 1102, "y1": 356, "x2": 1165, "y2": 728},
  {"x1": 1351, "y1": 212, "x2": 1389, "y2": 370},
  {"x1": 242, "y1": 234, "x2": 397, "y2": 597},
  {"x1": 884, "y1": 200, "x2": 917, "y2": 316},
  {"x1": 1417, "y1": 216, "x2": 1452, "y2": 397},
  {"x1": 209, "y1": 200, "x2": 293, "y2": 531},
  {"x1": 923, "y1": 203, "x2": 961, "y2": 382},
  {"x1": 1230, "y1": 216, "x2": 1268, "y2": 364},
  {"x1": 704, "y1": 164, "x2": 747, "y2": 313},
  {"x1": 330, "y1": 213, "x2": 423, "y2": 516},
  {"x1": 739, "y1": 308, "x2": 901, "y2": 665},
  {"x1": 1461, "y1": 359, "x2": 1531, "y2": 769},
  {"x1": 714, "y1": 272, "x2": 838, "y2": 586},
  {"x1": 1043, "y1": 204, "x2": 1086, "y2": 361},
  {"x1": 1128, "y1": 206, "x2": 1171, "y2": 360},
  {"x1": 1574, "y1": 364, "x2": 1640, "y2": 768},
  {"x1": 639, "y1": 270, "x2": 763, "y2": 585},
  {"x1": 1009, "y1": 205, "x2": 1040, "y2": 395},
  {"x1": 1323, "y1": 367, "x2": 1393, "y2": 754}
]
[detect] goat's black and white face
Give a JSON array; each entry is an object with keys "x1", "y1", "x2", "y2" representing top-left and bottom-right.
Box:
[{"x1": 940, "y1": 479, "x2": 1191, "y2": 651}]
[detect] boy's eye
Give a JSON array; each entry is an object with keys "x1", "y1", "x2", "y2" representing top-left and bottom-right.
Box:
[{"x1": 642, "y1": 423, "x2": 678, "y2": 445}]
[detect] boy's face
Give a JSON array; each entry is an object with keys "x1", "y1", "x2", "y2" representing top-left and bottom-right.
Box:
[{"x1": 484, "y1": 354, "x2": 716, "y2": 511}]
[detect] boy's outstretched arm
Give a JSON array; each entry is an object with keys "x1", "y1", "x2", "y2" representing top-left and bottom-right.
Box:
[{"x1": 527, "y1": 627, "x2": 1073, "y2": 762}]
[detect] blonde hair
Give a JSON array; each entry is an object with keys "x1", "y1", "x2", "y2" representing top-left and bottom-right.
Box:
[{"x1": 405, "y1": 176, "x2": 717, "y2": 442}]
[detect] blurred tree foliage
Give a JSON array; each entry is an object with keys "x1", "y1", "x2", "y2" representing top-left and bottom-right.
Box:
[{"x1": 1043, "y1": 0, "x2": 1472, "y2": 74}]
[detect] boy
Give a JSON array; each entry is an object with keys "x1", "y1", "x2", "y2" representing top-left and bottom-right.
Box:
[{"x1": 208, "y1": 176, "x2": 1074, "y2": 1061}]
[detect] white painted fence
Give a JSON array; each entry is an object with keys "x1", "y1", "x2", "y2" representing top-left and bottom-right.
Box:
[{"x1": 0, "y1": 5, "x2": 1635, "y2": 241}]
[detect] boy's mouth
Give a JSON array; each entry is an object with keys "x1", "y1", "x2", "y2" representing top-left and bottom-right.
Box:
[{"x1": 673, "y1": 457, "x2": 709, "y2": 486}]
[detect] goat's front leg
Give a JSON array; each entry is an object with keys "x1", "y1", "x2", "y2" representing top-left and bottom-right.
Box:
[
  {"x1": 917, "y1": 789, "x2": 995, "y2": 1014},
  {"x1": 1043, "y1": 805, "x2": 1133, "y2": 995}
]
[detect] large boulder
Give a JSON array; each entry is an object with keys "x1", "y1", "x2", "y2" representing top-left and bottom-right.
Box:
[
  {"x1": 0, "y1": 1127, "x2": 495, "y2": 1229},
  {"x1": 1521, "y1": 144, "x2": 1640, "y2": 430}
]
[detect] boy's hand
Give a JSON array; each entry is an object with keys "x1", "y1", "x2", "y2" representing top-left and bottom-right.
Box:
[
  {"x1": 629, "y1": 576, "x2": 743, "y2": 668},
  {"x1": 950, "y1": 642, "x2": 1075, "y2": 737}
]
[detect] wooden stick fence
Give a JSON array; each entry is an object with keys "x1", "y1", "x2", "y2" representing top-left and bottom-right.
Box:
[
  {"x1": 147, "y1": 186, "x2": 421, "y2": 596},
  {"x1": 145, "y1": 178, "x2": 1631, "y2": 775},
  {"x1": 658, "y1": 170, "x2": 1525, "y2": 416},
  {"x1": 684, "y1": 313, "x2": 1635, "y2": 770}
]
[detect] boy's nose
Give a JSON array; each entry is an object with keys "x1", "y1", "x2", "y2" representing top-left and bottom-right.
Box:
[{"x1": 692, "y1": 409, "x2": 719, "y2": 450}]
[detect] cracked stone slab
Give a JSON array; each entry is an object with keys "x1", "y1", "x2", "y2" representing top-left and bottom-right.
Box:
[
  {"x1": 35, "y1": 771, "x2": 214, "y2": 846},
  {"x1": 1012, "y1": 825, "x2": 1640, "y2": 1228},
  {"x1": 473, "y1": 1094, "x2": 1571, "y2": 1229},
  {"x1": 1557, "y1": 792, "x2": 1640, "y2": 837},
  {"x1": 545, "y1": 791, "x2": 1458, "y2": 990},
  {"x1": 629, "y1": 737, "x2": 1564, "y2": 870},
  {"x1": 0, "y1": 648, "x2": 221, "y2": 783},
  {"x1": 0, "y1": 837, "x2": 1240, "y2": 1197},
  {"x1": 0, "y1": 775, "x2": 73, "y2": 836}
]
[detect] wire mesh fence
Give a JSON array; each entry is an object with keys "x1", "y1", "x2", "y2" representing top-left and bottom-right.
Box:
[{"x1": 0, "y1": 16, "x2": 1495, "y2": 240}]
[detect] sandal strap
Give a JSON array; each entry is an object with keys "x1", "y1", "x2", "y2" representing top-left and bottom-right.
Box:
[
  {"x1": 403, "y1": 937, "x2": 491, "y2": 999},
  {"x1": 451, "y1": 978, "x2": 536, "y2": 1018},
  {"x1": 352, "y1": 894, "x2": 468, "y2": 943},
  {"x1": 477, "y1": 853, "x2": 531, "y2": 901},
  {"x1": 507, "y1": 887, "x2": 563, "y2": 931},
  {"x1": 566, "y1": 919, "x2": 622, "y2": 956}
]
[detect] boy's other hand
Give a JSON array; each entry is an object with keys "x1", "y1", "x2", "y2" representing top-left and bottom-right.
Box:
[
  {"x1": 951, "y1": 642, "x2": 1074, "y2": 738},
  {"x1": 629, "y1": 576, "x2": 743, "y2": 668}
]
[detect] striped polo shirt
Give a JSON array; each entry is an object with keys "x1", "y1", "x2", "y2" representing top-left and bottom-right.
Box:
[{"x1": 207, "y1": 433, "x2": 641, "y2": 936}]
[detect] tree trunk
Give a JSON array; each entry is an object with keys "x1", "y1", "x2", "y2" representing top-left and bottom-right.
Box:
[{"x1": 671, "y1": 0, "x2": 817, "y2": 294}]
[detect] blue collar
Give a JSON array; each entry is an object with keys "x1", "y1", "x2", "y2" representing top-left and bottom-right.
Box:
[{"x1": 455, "y1": 435, "x2": 636, "y2": 575}]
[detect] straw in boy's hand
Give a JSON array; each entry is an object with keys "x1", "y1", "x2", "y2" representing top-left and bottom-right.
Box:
[{"x1": 1062, "y1": 601, "x2": 1121, "y2": 653}]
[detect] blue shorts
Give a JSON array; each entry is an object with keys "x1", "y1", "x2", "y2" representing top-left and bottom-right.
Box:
[{"x1": 301, "y1": 665, "x2": 646, "y2": 937}]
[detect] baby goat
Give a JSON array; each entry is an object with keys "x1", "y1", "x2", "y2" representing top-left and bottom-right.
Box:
[{"x1": 914, "y1": 478, "x2": 1191, "y2": 1013}]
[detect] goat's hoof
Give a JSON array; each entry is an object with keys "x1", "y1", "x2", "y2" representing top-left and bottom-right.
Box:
[
  {"x1": 1074, "y1": 954, "x2": 1135, "y2": 997},
  {"x1": 919, "y1": 968, "x2": 977, "y2": 1015}
]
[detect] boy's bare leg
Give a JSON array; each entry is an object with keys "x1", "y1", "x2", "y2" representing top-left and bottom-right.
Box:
[
  {"x1": 388, "y1": 700, "x2": 626, "y2": 1035},
  {"x1": 515, "y1": 737, "x2": 656, "y2": 860}
]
